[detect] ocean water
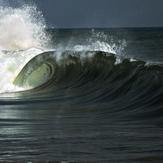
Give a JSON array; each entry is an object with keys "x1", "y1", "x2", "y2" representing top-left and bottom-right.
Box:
[{"x1": 0, "y1": 6, "x2": 163, "y2": 163}]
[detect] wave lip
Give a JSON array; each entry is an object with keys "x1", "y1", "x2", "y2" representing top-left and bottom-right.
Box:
[{"x1": 13, "y1": 51, "x2": 56, "y2": 89}]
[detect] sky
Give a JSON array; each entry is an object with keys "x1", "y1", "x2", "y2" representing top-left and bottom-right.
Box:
[{"x1": 3, "y1": 0, "x2": 163, "y2": 28}]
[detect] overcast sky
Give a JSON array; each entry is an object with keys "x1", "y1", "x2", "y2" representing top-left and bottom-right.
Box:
[{"x1": 4, "y1": 0, "x2": 163, "y2": 28}]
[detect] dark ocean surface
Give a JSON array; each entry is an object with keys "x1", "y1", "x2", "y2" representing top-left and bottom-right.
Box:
[{"x1": 0, "y1": 28, "x2": 163, "y2": 162}]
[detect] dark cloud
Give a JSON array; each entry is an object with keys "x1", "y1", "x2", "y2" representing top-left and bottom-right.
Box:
[{"x1": 6, "y1": 0, "x2": 163, "y2": 28}]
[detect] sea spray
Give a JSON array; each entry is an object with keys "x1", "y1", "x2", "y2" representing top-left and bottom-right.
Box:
[
  {"x1": 0, "y1": 5, "x2": 50, "y2": 93},
  {"x1": 0, "y1": 5, "x2": 49, "y2": 50},
  {"x1": 55, "y1": 29, "x2": 126, "y2": 57}
]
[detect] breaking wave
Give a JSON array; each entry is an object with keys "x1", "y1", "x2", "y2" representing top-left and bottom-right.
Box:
[{"x1": 0, "y1": 5, "x2": 50, "y2": 93}]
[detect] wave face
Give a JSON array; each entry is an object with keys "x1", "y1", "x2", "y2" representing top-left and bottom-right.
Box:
[
  {"x1": 10, "y1": 50, "x2": 163, "y2": 119},
  {"x1": 0, "y1": 5, "x2": 163, "y2": 163},
  {"x1": 12, "y1": 50, "x2": 163, "y2": 109}
]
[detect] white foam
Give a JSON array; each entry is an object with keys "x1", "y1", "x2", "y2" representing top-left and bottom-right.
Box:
[
  {"x1": 0, "y1": 5, "x2": 50, "y2": 93},
  {"x1": 0, "y1": 5, "x2": 48, "y2": 50},
  {"x1": 0, "y1": 48, "x2": 43, "y2": 93}
]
